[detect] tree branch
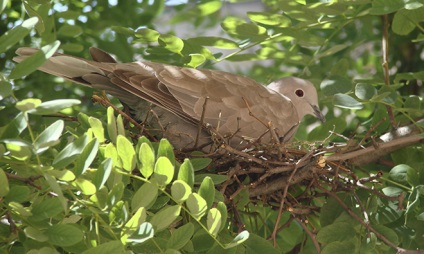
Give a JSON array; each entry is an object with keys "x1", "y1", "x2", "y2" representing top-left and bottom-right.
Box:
[{"x1": 326, "y1": 120, "x2": 423, "y2": 165}]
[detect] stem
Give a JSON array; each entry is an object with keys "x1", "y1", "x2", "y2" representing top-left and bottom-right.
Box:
[{"x1": 381, "y1": 14, "x2": 397, "y2": 128}]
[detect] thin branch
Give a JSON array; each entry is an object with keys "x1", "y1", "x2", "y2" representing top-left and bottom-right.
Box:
[
  {"x1": 294, "y1": 217, "x2": 321, "y2": 253},
  {"x1": 270, "y1": 151, "x2": 313, "y2": 247},
  {"x1": 381, "y1": 14, "x2": 396, "y2": 128}
]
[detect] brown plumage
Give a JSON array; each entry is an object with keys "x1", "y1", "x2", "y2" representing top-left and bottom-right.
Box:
[{"x1": 14, "y1": 47, "x2": 324, "y2": 149}]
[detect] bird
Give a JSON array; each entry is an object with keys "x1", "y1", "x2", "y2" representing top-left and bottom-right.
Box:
[{"x1": 14, "y1": 47, "x2": 325, "y2": 150}]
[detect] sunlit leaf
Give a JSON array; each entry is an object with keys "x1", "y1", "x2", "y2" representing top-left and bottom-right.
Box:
[{"x1": 333, "y1": 94, "x2": 363, "y2": 109}]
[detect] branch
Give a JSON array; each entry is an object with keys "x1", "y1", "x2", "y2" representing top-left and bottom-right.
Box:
[
  {"x1": 381, "y1": 14, "x2": 396, "y2": 128},
  {"x1": 248, "y1": 161, "x2": 322, "y2": 197},
  {"x1": 326, "y1": 120, "x2": 424, "y2": 165}
]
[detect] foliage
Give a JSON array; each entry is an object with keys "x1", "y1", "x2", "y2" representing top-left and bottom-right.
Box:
[{"x1": 1, "y1": 0, "x2": 424, "y2": 253}]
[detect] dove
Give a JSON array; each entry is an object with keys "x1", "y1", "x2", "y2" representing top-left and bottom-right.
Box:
[{"x1": 14, "y1": 47, "x2": 325, "y2": 150}]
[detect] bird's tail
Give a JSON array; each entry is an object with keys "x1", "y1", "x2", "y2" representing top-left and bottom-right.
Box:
[
  {"x1": 13, "y1": 47, "x2": 143, "y2": 108},
  {"x1": 13, "y1": 47, "x2": 115, "y2": 87}
]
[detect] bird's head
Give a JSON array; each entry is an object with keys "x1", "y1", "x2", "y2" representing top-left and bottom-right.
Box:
[{"x1": 267, "y1": 77, "x2": 325, "y2": 123}]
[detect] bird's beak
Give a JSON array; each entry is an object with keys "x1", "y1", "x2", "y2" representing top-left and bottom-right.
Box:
[{"x1": 312, "y1": 104, "x2": 325, "y2": 123}]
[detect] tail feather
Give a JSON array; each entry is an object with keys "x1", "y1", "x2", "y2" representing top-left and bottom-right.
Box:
[
  {"x1": 13, "y1": 47, "x2": 148, "y2": 110},
  {"x1": 13, "y1": 47, "x2": 107, "y2": 87}
]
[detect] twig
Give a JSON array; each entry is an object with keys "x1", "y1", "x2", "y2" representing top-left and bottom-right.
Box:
[
  {"x1": 381, "y1": 14, "x2": 396, "y2": 128},
  {"x1": 270, "y1": 151, "x2": 313, "y2": 247},
  {"x1": 220, "y1": 144, "x2": 265, "y2": 165},
  {"x1": 294, "y1": 217, "x2": 321, "y2": 253},
  {"x1": 326, "y1": 133, "x2": 423, "y2": 165},
  {"x1": 91, "y1": 94, "x2": 156, "y2": 140},
  {"x1": 6, "y1": 173, "x2": 42, "y2": 190},
  {"x1": 195, "y1": 97, "x2": 209, "y2": 148},
  {"x1": 358, "y1": 117, "x2": 386, "y2": 146}
]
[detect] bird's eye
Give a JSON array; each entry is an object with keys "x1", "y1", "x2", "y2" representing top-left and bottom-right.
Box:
[{"x1": 295, "y1": 89, "x2": 304, "y2": 97}]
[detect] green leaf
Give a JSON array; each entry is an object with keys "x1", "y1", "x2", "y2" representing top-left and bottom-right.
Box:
[
  {"x1": 28, "y1": 98, "x2": 81, "y2": 115},
  {"x1": 207, "y1": 208, "x2": 221, "y2": 236},
  {"x1": 8, "y1": 201, "x2": 32, "y2": 217},
  {"x1": 135, "y1": 28, "x2": 160, "y2": 42},
  {"x1": 109, "y1": 200, "x2": 127, "y2": 225},
  {"x1": 33, "y1": 120, "x2": 63, "y2": 154},
  {"x1": 158, "y1": 34, "x2": 184, "y2": 53},
  {"x1": 150, "y1": 205, "x2": 181, "y2": 232},
  {"x1": 216, "y1": 202, "x2": 228, "y2": 232},
  {"x1": 196, "y1": 0, "x2": 222, "y2": 16},
  {"x1": 370, "y1": 0, "x2": 406, "y2": 15},
  {"x1": 131, "y1": 182, "x2": 158, "y2": 211},
  {"x1": 317, "y1": 222, "x2": 356, "y2": 244},
  {"x1": 0, "y1": 0, "x2": 7, "y2": 13},
  {"x1": 373, "y1": 224, "x2": 399, "y2": 245},
  {"x1": 117, "y1": 135, "x2": 136, "y2": 172},
  {"x1": 333, "y1": 94, "x2": 363, "y2": 109},
  {"x1": 88, "y1": 117, "x2": 105, "y2": 143},
  {"x1": 247, "y1": 11, "x2": 291, "y2": 27},
  {"x1": 224, "y1": 230, "x2": 249, "y2": 248},
  {"x1": 127, "y1": 222, "x2": 154, "y2": 244},
  {"x1": 186, "y1": 193, "x2": 207, "y2": 220},
  {"x1": 389, "y1": 164, "x2": 411, "y2": 184},
  {"x1": 195, "y1": 174, "x2": 228, "y2": 185},
  {"x1": 107, "y1": 107, "x2": 117, "y2": 144},
  {"x1": 167, "y1": 222, "x2": 194, "y2": 250},
  {"x1": 185, "y1": 54, "x2": 206, "y2": 68},
  {"x1": 392, "y1": 7, "x2": 424, "y2": 35},
  {"x1": 81, "y1": 241, "x2": 126, "y2": 254},
  {"x1": 320, "y1": 76, "x2": 352, "y2": 96},
  {"x1": 24, "y1": 226, "x2": 49, "y2": 242},
  {"x1": 44, "y1": 174, "x2": 67, "y2": 212},
  {"x1": 317, "y1": 44, "x2": 350, "y2": 59},
  {"x1": 10, "y1": 40, "x2": 60, "y2": 79},
  {"x1": 53, "y1": 134, "x2": 89, "y2": 169},
  {"x1": 321, "y1": 240, "x2": 356, "y2": 254},
  {"x1": 355, "y1": 83, "x2": 377, "y2": 100},
  {"x1": 30, "y1": 198, "x2": 63, "y2": 221},
  {"x1": 117, "y1": 114, "x2": 125, "y2": 136},
  {"x1": 111, "y1": 26, "x2": 136, "y2": 36},
  {"x1": 186, "y1": 37, "x2": 239, "y2": 49},
  {"x1": 190, "y1": 157, "x2": 212, "y2": 171},
  {"x1": 226, "y1": 53, "x2": 261, "y2": 62},
  {"x1": 0, "y1": 17, "x2": 38, "y2": 54},
  {"x1": 15, "y1": 98, "x2": 41, "y2": 111},
  {"x1": 153, "y1": 157, "x2": 174, "y2": 187},
  {"x1": 178, "y1": 159, "x2": 195, "y2": 188},
  {"x1": 49, "y1": 169, "x2": 75, "y2": 182},
  {"x1": 46, "y1": 224, "x2": 84, "y2": 247},
  {"x1": 2, "y1": 139, "x2": 32, "y2": 160},
  {"x1": 0, "y1": 80, "x2": 13, "y2": 100},
  {"x1": 121, "y1": 207, "x2": 147, "y2": 242},
  {"x1": 221, "y1": 16, "x2": 267, "y2": 39},
  {"x1": 0, "y1": 169, "x2": 10, "y2": 197},
  {"x1": 5, "y1": 186, "x2": 30, "y2": 203},
  {"x1": 93, "y1": 158, "x2": 113, "y2": 190},
  {"x1": 139, "y1": 142, "x2": 155, "y2": 178},
  {"x1": 171, "y1": 180, "x2": 192, "y2": 203},
  {"x1": 73, "y1": 138, "x2": 99, "y2": 176},
  {"x1": 57, "y1": 24, "x2": 83, "y2": 37},
  {"x1": 74, "y1": 178, "x2": 97, "y2": 195},
  {"x1": 382, "y1": 186, "x2": 404, "y2": 197},
  {"x1": 199, "y1": 176, "x2": 215, "y2": 209},
  {"x1": 61, "y1": 42, "x2": 84, "y2": 53},
  {"x1": 108, "y1": 182, "x2": 125, "y2": 207},
  {"x1": 406, "y1": 165, "x2": 419, "y2": 186},
  {"x1": 157, "y1": 139, "x2": 175, "y2": 165}
]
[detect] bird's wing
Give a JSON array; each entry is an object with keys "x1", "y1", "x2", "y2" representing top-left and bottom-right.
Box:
[{"x1": 111, "y1": 62, "x2": 299, "y2": 137}]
